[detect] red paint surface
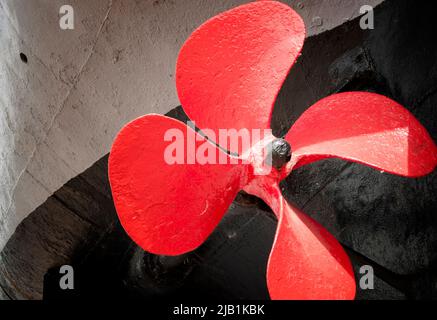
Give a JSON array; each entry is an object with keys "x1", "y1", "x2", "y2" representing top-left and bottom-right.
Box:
[
  {"x1": 243, "y1": 177, "x2": 356, "y2": 300},
  {"x1": 109, "y1": 1, "x2": 437, "y2": 300},
  {"x1": 267, "y1": 198, "x2": 356, "y2": 300},
  {"x1": 286, "y1": 92, "x2": 437, "y2": 177},
  {"x1": 176, "y1": 1, "x2": 305, "y2": 155},
  {"x1": 109, "y1": 115, "x2": 245, "y2": 256}
]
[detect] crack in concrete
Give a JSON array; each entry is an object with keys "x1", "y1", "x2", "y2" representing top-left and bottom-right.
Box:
[
  {"x1": 0, "y1": 3, "x2": 62, "y2": 85},
  {"x1": 1, "y1": 0, "x2": 114, "y2": 251},
  {"x1": 0, "y1": 281, "x2": 13, "y2": 300}
]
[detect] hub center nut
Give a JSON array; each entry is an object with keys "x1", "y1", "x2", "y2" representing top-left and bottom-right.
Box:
[{"x1": 268, "y1": 138, "x2": 292, "y2": 170}]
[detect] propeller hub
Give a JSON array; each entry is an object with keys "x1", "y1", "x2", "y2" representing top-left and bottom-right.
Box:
[{"x1": 269, "y1": 138, "x2": 292, "y2": 170}]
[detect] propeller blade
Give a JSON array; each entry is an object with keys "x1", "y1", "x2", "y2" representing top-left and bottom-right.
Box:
[
  {"x1": 176, "y1": 1, "x2": 305, "y2": 154},
  {"x1": 285, "y1": 92, "x2": 437, "y2": 177},
  {"x1": 264, "y1": 186, "x2": 356, "y2": 300},
  {"x1": 108, "y1": 114, "x2": 246, "y2": 256}
]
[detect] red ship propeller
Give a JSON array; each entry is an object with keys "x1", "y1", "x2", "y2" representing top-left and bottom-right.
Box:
[{"x1": 108, "y1": 1, "x2": 437, "y2": 300}]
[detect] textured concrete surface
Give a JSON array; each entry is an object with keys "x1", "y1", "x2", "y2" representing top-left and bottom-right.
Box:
[
  {"x1": 5, "y1": 0, "x2": 437, "y2": 300},
  {"x1": 0, "y1": 0, "x2": 383, "y2": 252}
]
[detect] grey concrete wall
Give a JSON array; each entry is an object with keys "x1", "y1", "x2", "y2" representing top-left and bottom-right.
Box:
[
  {"x1": 0, "y1": 0, "x2": 383, "y2": 251},
  {"x1": 3, "y1": 0, "x2": 437, "y2": 300}
]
